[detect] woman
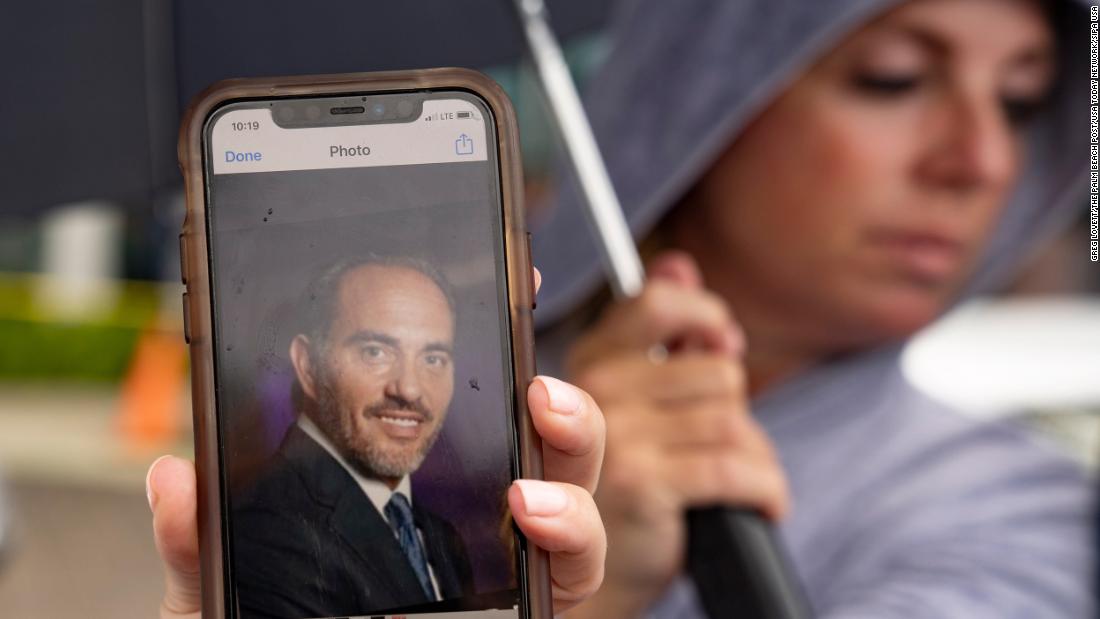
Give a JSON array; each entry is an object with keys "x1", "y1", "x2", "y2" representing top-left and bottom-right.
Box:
[{"x1": 532, "y1": 0, "x2": 1093, "y2": 616}]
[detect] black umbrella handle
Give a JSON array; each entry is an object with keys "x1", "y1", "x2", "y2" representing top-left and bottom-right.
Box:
[{"x1": 687, "y1": 507, "x2": 812, "y2": 618}]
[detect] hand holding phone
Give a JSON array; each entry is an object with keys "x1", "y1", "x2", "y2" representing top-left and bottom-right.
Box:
[{"x1": 148, "y1": 368, "x2": 607, "y2": 619}]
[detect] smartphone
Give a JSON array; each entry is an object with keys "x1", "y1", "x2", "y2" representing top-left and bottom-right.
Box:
[{"x1": 177, "y1": 69, "x2": 548, "y2": 619}]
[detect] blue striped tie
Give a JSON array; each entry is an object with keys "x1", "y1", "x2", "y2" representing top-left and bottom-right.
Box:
[{"x1": 384, "y1": 493, "x2": 435, "y2": 601}]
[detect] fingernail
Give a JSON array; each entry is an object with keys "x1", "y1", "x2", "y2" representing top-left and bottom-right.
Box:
[
  {"x1": 535, "y1": 376, "x2": 582, "y2": 415},
  {"x1": 726, "y1": 327, "x2": 745, "y2": 357},
  {"x1": 513, "y1": 480, "x2": 569, "y2": 517},
  {"x1": 146, "y1": 455, "x2": 170, "y2": 512}
]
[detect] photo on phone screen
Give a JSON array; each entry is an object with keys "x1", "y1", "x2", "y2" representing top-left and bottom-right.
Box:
[{"x1": 202, "y1": 92, "x2": 523, "y2": 619}]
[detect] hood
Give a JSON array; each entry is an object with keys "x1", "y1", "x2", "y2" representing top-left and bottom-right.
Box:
[{"x1": 532, "y1": 0, "x2": 1092, "y2": 327}]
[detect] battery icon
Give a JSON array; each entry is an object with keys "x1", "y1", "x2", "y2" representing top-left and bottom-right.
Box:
[{"x1": 456, "y1": 111, "x2": 472, "y2": 119}]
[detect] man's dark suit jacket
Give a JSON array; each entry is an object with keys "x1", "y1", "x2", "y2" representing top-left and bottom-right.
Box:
[{"x1": 233, "y1": 424, "x2": 475, "y2": 619}]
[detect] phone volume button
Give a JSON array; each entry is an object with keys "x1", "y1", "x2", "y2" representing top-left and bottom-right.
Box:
[
  {"x1": 181, "y1": 292, "x2": 192, "y2": 344},
  {"x1": 178, "y1": 233, "x2": 189, "y2": 285},
  {"x1": 526, "y1": 232, "x2": 536, "y2": 311}
]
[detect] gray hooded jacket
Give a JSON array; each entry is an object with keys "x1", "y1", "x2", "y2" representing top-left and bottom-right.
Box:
[{"x1": 531, "y1": 0, "x2": 1095, "y2": 616}]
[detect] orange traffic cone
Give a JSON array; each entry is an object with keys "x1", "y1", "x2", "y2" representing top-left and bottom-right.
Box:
[{"x1": 117, "y1": 320, "x2": 188, "y2": 449}]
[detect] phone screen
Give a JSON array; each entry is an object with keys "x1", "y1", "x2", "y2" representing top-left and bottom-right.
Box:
[{"x1": 202, "y1": 92, "x2": 523, "y2": 619}]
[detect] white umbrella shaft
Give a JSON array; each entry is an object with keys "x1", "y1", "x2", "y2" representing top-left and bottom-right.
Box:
[{"x1": 514, "y1": 0, "x2": 645, "y2": 299}]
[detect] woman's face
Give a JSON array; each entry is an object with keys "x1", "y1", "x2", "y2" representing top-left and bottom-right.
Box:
[{"x1": 688, "y1": 0, "x2": 1055, "y2": 348}]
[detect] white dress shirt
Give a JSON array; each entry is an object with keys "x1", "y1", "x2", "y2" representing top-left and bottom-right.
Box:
[{"x1": 297, "y1": 415, "x2": 441, "y2": 600}]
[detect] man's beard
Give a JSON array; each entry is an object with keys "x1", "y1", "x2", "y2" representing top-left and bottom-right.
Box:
[{"x1": 310, "y1": 368, "x2": 444, "y2": 480}]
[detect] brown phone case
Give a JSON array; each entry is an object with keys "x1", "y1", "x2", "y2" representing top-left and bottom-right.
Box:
[{"x1": 177, "y1": 68, "x2": 548, "y2": 619}]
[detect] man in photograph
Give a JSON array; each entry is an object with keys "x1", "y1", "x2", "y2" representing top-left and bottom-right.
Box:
[{"x1": 234, "y1": 255, "x2": 474, "y2": 618}]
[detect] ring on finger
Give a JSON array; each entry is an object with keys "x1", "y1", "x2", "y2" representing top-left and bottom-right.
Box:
[{"x1": 646, "y1": 344, "x2": 670, "y2": 365}]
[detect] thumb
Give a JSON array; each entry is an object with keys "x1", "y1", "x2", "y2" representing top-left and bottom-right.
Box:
[{"x1": 147, "y1": 455, "x2": 202, "y2": 619}]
